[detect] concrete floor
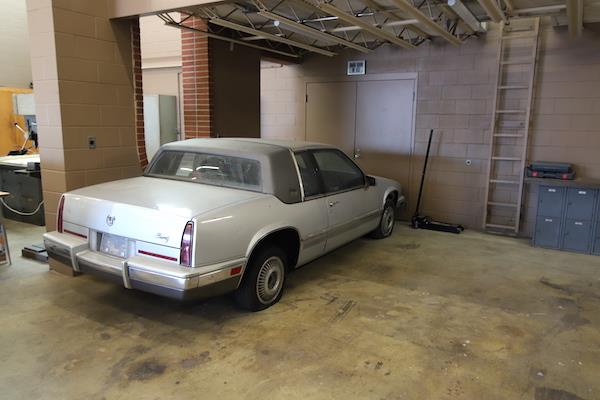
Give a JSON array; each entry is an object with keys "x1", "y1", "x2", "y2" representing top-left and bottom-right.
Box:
[{"x1": 1, "y1": 220, "x2": 599, "y2": 400}]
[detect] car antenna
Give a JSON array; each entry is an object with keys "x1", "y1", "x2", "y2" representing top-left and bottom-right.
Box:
[{"x1": 411, "y1": 129, "x2": 465, "y2": 234}]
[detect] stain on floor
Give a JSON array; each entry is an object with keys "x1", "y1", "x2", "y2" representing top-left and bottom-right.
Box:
[{"x1": 1, "y1": 220, "x2": 599, "y2": 399}]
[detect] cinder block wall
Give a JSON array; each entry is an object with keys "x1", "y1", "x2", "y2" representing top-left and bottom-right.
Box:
[
  {"x1": 27, "y1": 0, "x2": 143, "y2": 230},
  {"x1": 261, "y1": 22, "x2": 600, "y2": 236}
]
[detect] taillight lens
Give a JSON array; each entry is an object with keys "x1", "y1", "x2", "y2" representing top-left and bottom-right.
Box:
[
  {"x1": 57, "y1": 195, "x2": 65, "y2": 233},
  {"x1": 180, "y1": 221, "x2": 194, "y2": 267}
]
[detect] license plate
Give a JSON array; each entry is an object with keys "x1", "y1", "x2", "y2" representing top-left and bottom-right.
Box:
[{"x1": 99, "y1": 233, "x2": 128, "y2": 258}]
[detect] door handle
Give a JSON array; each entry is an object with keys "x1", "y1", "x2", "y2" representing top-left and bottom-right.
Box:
[{"x1": 329, "y1": 201, "x2": 339, "y2": 207}]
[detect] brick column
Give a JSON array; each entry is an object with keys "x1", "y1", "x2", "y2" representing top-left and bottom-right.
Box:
[
  {"x1": 131, "y1": 19, "x2": 148, "y2": 168},
  {"x1": 181, "y1": 15, "x2": 212, "y2": 138}
]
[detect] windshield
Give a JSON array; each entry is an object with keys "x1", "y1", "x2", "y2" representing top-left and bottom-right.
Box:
[{"x1": 146, "y1": 150, "x2": 262, "y2": 192}]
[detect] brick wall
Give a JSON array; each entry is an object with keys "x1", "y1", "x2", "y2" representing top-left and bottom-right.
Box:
[
  {"x1": 260, "y1": 22, "x2": 600, "y2": 236},
  {"x1": 131, "y1": 18, "x2": 148, "y2": 168},
  {"x1": 181, "y1": 15, "x2": 212, "y2": 138}
]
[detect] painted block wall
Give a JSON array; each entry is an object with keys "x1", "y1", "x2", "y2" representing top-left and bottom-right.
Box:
[{"x1": 260, "y1": 22, "x2": 600, "y2": 236}]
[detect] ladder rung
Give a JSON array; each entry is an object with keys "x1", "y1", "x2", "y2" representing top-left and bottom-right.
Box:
[
  {"x1": 496, "y1": 109, "x2": 526, "y2": 114},
  {"x1": 485, "y1": 223, "x2": 517, "y2": 230},
  {"x1": 501, "y1": 59, "x2": 533, "y2": 66},
  {"x1": 493, "y1": 134, "x2": 524, "y2": 138},
  {"x1": 501, "y1": 33, "x2": 538, "y2": 39},
  {"x1": 492, "y1": 156, "x2": 522, "y2": 161},
  {"x1": 490, "y1": 179, "x2": 520, "y2": 184},
  {"x1": 498, "y1": 85, "x2": 529, "y2": 90},
  {"x1": 488, "y1": 201, "x2": 518, "y2": 208}
]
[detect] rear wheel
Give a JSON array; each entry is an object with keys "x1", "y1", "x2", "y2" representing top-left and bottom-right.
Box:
[
  {"x1": 234, "y1": 246, "x2": 286, "y2": 311},
  {"x1": 370, "y1": 198, "x2": 396, "y2": 239}
]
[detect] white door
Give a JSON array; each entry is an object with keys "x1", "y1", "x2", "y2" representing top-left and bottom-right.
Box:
[
  {"x1": 305, "y1": 78, "x2": 415, "y2": 218},
  {"x1": 355, "y1": 79, "x2": 415, "y2": 217}
]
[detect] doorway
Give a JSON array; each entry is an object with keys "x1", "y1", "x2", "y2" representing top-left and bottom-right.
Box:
[{"x1": 305, "y1": 77, "x2": 416, "y2": 218}]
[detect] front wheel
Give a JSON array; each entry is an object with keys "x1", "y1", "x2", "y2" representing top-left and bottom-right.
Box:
[
  {"x1": 234, "y1": 246, "x2": 286, "y2": 311},
  {"x1": 370, "y1": 199, "x2": 396, "y2": 239}
]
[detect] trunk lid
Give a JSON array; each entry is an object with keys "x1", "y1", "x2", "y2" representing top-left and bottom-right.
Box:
[{"x1": 64, "y1": 176, "x2": 264, "y2": 248}]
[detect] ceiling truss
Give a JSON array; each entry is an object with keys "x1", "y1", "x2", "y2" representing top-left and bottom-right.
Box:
[{"x1": 159, "y1": 0, "x2": 590, "y2": 60}]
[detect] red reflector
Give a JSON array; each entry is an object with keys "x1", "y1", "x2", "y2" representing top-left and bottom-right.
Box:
[
  {"x1": 138, "y1": 250, "x2": 178, "y2": 262},
  {"x1": 532, "y1": 171, "x2": 538, "y2": 177},
  {"x1": 230, "y1": 265, "x2": 242, "y2": 276},
  {"x1": 64, "y1": 229, "x2": 87, "y2": 239}
]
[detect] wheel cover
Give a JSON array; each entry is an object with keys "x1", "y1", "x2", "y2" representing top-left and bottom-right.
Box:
[
  {"x1": 256, "y1": 256, "x2": 284, "y2": 304},
  {"x1": 382, "y1": 206, "x2": 395, "y2": 236}
]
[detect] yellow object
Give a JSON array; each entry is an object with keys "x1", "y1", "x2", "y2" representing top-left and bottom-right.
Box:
[{"x1": 0, "y1": 87, "x2": 37, "y2": 156}]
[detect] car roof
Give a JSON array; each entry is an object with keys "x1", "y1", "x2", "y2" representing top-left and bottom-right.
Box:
[{"x1": 161, "y1": 137, "x2": 334, "y2": 154}]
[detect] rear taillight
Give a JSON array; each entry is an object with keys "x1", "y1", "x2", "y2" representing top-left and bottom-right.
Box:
[
  {"x1": 180, "y1": 221, "x2": 194, "y2": 267},
  {"x1": 57, "y1": 195, "x2": 65, "y2": 233}
]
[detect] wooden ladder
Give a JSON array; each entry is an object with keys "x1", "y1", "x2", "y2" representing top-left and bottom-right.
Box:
[{"x1": 483, "y1": 17, "x2": 541, "y2": 235}]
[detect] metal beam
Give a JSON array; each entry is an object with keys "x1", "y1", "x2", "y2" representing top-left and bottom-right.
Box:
[
  {"x1": 566, "y1": 0, "x2": 583, "y2": 36},
  {"x1": 475, "y1": 0, "x2": 506, "y2": 22},
  {"x1": 513, "y1": 4, "x2": 566, "y2": 15},
  {"x1": 257, "y1": 10, "x2": 372, "y2": 53},
  {"x1": 209, "y1": 17, "x2": 337, "y2": 56},
  {"x1": 360, "y1": 0, "x2": 430, "y2": 39},
  {"x1": 165, "y1": 22, "x2": 300, "y2": 59},
  {"x1": 330, "y1": 19, "x2": 419, "y2": 33},
  {"x1": 317, "y1": 2, "x2": 415, "y2": 49},
  {"x1": 446, "y1": 0, "x2": 485, "y2": 32},
  {"x1": 388, "y1": 0, "x2": 463, "y2": 44}
]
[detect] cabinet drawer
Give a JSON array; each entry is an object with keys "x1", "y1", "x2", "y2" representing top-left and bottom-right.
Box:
[
  {"x1": 534, "y1": 216, "x2": 561, "y2": 249},
  {"x1": 562, "y1": 219, "x2": 592, "y2": 253},
  {"x1": 565, "y1": 188, "x2": 597, "y2": 220},
  {"x1": 538, "y1": 186, "x2": 565, "y2": 217}
]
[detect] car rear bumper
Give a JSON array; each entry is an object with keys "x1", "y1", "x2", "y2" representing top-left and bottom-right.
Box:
[{"x1": 43, "y1": 231, "x2": 245, "y2": 301}]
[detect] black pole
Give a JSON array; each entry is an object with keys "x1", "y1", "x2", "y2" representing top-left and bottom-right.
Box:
[{"x1": 413, "y1": 129, "x2": 434, "y2": 217}]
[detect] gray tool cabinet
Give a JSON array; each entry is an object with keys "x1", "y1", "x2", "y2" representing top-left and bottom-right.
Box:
[{"x1": 530, "y1": 178, "x2": 600, "y2": 255}]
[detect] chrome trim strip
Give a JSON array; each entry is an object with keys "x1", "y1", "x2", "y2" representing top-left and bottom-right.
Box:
[{"x1": 290, "y1": 149, "x2": 305, "y2": 201}]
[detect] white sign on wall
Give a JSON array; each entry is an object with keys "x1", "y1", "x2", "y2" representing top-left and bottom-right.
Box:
[{"x1": 347, "y1": 60, "x2": 366, "y2": 76}]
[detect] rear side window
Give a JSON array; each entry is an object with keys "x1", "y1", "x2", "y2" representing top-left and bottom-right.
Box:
[
  {"x1": 294, "y1": 152, "x2": 323, "y2": 197},
  {"x1": 312, "y1": 150, "x2": 365, "y2": 193},
  {"x1": 148, "y1": 151, "x2": 262, "y2": 192}
]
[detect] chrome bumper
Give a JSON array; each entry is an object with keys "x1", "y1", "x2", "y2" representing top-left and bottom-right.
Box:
[{"x1": 43, "y1": 231, "x2": 244, "y2": 301}]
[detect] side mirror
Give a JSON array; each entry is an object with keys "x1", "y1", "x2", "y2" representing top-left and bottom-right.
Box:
[{"x1": 366, "y1": 176, "x2": 376, "y2": 186}]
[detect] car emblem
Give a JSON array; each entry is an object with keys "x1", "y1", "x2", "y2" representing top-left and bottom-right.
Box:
[
  {"x1": 155, "y1": 233, "x2": 169, "y2": 243},
  {"x1": 106, "y1": 215, "x2": 115, "y2": 226}
]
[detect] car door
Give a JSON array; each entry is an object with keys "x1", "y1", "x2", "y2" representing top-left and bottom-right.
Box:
[
  {"x1": 293, "y1": 151, "x2": 330, "y2": 263},
  {"x1": 309, "y1": 149, "x2": 379, "y2": 252}
]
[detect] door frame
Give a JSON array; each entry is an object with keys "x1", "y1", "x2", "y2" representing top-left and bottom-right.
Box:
[{"x1": 304, "y1": 72, "x2": 418, "y2": 214}]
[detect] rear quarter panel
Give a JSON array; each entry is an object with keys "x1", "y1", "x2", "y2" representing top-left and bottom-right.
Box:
[{"x1": 193, "y1": 195, "x2": 328, "y2": 268}]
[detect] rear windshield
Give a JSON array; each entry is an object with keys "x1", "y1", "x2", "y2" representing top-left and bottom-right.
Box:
[{"x1": 146, "y1": 151, "x2": 262, "y2": 192}]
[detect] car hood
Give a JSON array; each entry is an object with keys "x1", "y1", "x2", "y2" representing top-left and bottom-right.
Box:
[{"x1": 68, "y1": 176, "x2": 267, "y2": 219}]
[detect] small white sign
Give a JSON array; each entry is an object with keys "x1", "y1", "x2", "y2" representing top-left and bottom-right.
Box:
[{"x1": 347, "y1": 60, "x2": 366, "y2": 75}]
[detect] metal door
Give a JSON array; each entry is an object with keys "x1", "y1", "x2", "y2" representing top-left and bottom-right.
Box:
[
  {"x1": 538, "y1": 186, "x2": 565, "y2": 217},
  {"x1": 306, "y1": 82, "x2": 356, "y2": 155},
  {"x1": 562, "y1": 219, "x2": 592, "y2": 253},
  {"x1": 565, "y1": 188, "x2": 597, "y2": 220},
  {"x1": 355, "y1": 79, "x2": 415, "y2": 217},
  {"x1": 534, "y1": 216, "x2": 561, "y2": 249}
]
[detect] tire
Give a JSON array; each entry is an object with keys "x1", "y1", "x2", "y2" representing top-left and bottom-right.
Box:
[
  {"x1": 370, "y1": 198, "x2": 396, "y2": 239},
  {"x1": 234, "y1": 246, "x2": 286, "y2": 311}
]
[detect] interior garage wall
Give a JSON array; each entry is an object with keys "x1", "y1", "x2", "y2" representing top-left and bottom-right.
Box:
[
  {"x1": 210, "y1": 39, "x2": 261, "y2": 138},
  {"x1": 261, "y1": 22, "x2": 600, "y2": 236},
  {"x1": 0, "y1": 0, "x2": 32, "y2": 88},
  {"x1": 27, "y1": 0, "x2": 142, "y2": 231}
]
